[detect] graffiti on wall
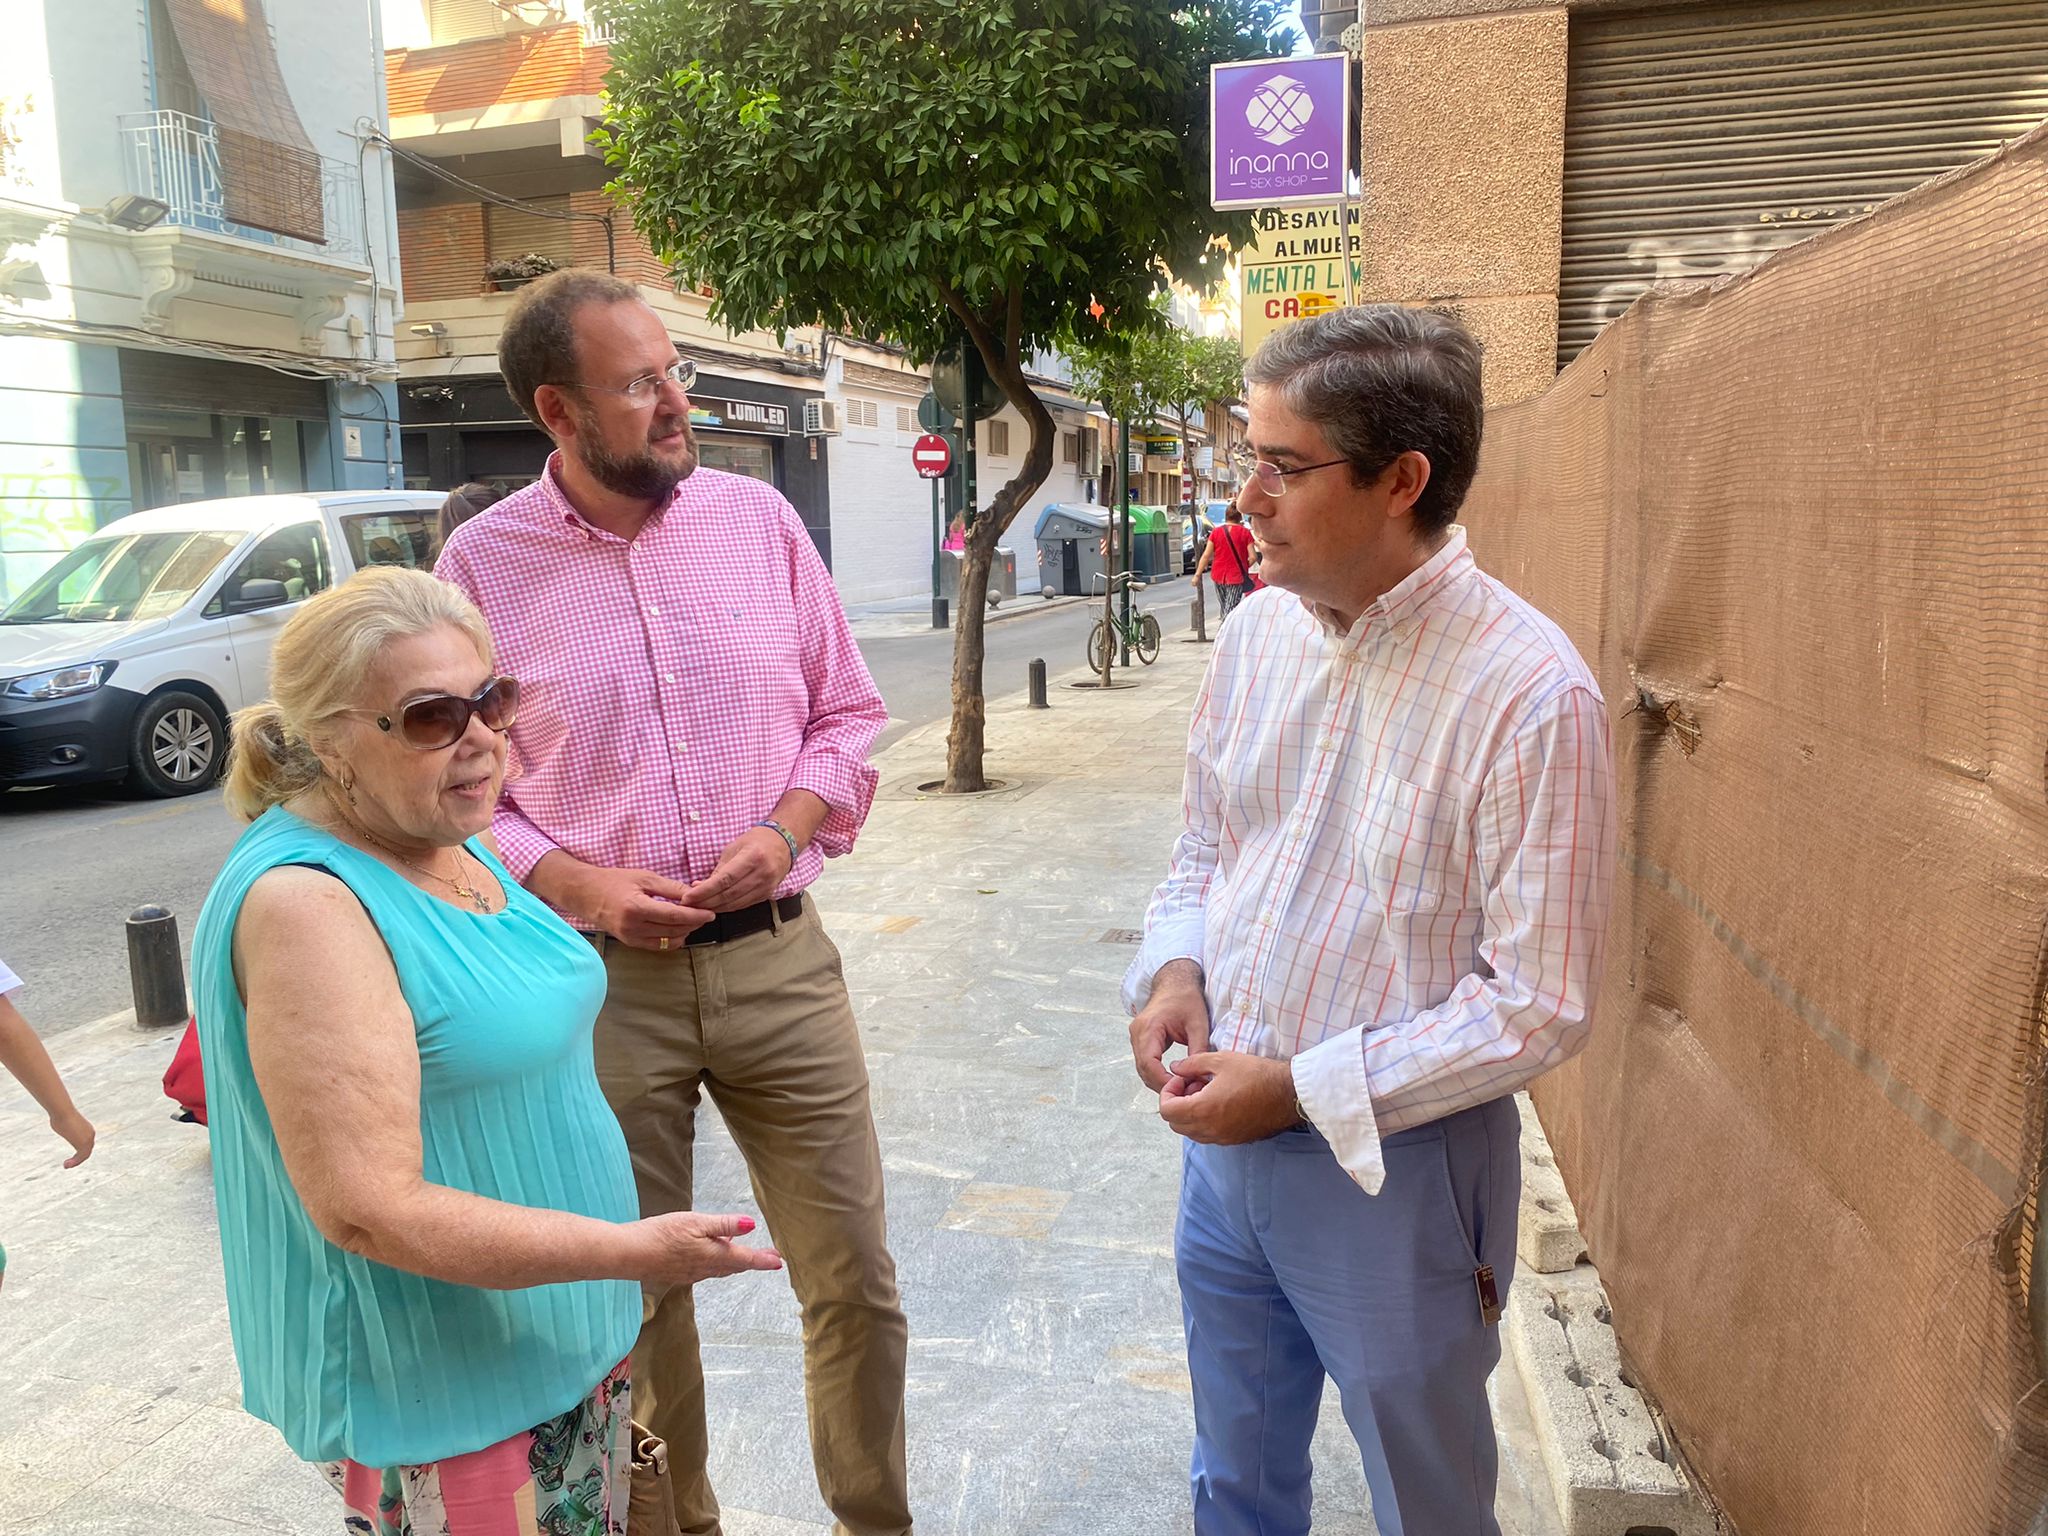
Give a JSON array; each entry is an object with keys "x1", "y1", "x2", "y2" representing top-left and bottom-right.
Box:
[
  {"x1": 1588, "y1": 228, "x2": 1814, "y2": 330},
  {"x1": 0, "y1": 470, "x2": 129, "y2": 605}
]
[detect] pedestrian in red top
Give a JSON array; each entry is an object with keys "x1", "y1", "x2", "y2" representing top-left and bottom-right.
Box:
[
  {"x1": 435, "y1": 269, "x2": 908, "y2": 1536},
  {"x1": 1193, "y1": 502, "x2": 1258, "y2": 618}
]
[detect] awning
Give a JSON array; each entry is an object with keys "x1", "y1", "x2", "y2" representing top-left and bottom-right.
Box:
[
  {"x1": 163, "y1": 0, "x2": 325, "y2": 243},
  {"x1": 1032, "y1": 388, "x2": 1093, "y2": 417}
]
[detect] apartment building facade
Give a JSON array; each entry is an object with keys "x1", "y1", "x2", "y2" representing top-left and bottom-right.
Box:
[
  {"x1": 380, "y1": 0, "x2": 840, "y2": 558},
  {"x1": 378, "y1": 0, "x2": 1237, "y2": 601},
  {"x1": 0, "y1": 0, "x2": 402, "y2": 602}
]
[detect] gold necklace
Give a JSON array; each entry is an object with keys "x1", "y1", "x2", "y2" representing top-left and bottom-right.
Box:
[{"x1": 334, "y1": 797, "x2": 495, "y2": 912}]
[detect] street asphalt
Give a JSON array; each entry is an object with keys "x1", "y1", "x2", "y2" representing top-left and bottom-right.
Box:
[{"x1": 0, "y1": 577, "x2": 1202, "y2": 1037}]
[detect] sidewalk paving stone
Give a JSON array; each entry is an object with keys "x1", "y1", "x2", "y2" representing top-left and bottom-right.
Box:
[{"x1": 0, "y1": 620, "x2": 1561, "y2": 1535}]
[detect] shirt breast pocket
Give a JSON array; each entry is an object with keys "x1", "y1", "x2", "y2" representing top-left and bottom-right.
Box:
[{"x1": 1356, "y1": 774, "x2": 1452, "y2": 916}]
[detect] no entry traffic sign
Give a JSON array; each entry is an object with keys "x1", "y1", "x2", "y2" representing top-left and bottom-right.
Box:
[{"x1": 912, "y1": 433, "x2": 953, "y2": 479}]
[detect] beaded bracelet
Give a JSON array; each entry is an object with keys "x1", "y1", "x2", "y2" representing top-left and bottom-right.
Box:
[{"x1": 753, "y1": 818, "x2": 800, "y2": 868}]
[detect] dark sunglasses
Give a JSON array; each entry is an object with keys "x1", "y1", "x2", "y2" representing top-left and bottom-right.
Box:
[{"x1": 368, "y1": 676, "x2": 520, "y2": 750}]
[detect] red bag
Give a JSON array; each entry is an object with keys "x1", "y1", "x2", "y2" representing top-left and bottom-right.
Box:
[{"x1": 163, "y1": 1017, "x2": 207, "y2": 1125}]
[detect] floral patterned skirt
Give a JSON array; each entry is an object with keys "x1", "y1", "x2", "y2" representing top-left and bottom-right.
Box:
[{"x1": 320, "y1": 1361, "x2": 631, "y2": 1536}]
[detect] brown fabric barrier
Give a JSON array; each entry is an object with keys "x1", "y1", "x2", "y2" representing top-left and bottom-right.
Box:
[{"x1": 1458, "y1": 121, "x2": 2048, "y2": 1536}]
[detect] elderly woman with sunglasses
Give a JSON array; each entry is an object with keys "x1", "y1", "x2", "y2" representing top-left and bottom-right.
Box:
[{"x1": 191, "y1": 565, "x2": 779, "y2": 1534}]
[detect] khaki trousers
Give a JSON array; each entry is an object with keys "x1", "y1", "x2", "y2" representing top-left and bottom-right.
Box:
[{"x1": 590, "y1": 898, "x2": 911, "y2": 1536}]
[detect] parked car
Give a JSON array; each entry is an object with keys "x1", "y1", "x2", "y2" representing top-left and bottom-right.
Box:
[
  {"x1": 0, "y1": 491, "x2": 443, "y2": 797},
  {"x1": 1181, "y1": 499, "x2": 1229, "y2": 574}
]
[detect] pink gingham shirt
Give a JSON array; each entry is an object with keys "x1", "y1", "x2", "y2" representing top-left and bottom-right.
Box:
[
  {"x1": 435, "y1": 457, "x2": 885, "y2": 921},
  {"x1": 1123, "y1": 529, "x2": 1616, "y2": 1193}
]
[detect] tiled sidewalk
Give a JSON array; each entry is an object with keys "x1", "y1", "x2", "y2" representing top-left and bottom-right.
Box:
[{"x1": 0, "y1": 624, "x2": 1560, "y2": 1535}]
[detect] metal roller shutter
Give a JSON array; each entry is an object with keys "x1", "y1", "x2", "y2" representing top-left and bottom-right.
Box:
[
  {"x1": 119, "y1": 349, "x2": 329, "y2": 421},
  {"x1": 1559, "y1": 0, "x2": 2048, "y2": 367}
]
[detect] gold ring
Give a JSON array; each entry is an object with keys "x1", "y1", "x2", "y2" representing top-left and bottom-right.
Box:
[{"x1": 658, "y1": 936, "x2": 670, "y2": 951}]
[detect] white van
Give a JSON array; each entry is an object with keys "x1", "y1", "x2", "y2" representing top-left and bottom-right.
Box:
[{"x1": 0, "y1": 491, "x2": 443, "y2": 797}]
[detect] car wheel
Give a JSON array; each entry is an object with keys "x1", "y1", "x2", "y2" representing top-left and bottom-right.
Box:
[{"x1": 128, "y1": 690, "x2": 226, "y2": 798}]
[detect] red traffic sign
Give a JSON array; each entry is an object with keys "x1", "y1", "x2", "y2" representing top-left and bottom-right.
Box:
[{"x1": 911, "y1": 433, "x2": 953, "y2": 479}]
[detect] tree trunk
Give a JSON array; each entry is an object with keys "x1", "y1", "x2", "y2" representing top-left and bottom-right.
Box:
[
  {"x1": 934, "y1": 288, "x2": 1058, "y2": 792},
  {"x1": 944, "y1": 532, "x2": 995, "y2": 792}
]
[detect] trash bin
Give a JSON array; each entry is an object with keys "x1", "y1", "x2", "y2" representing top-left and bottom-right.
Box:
[
  {"x1": 1032, "y1": 503, "x2": 1112, "y2": 596},
  {"x1": 939, "y1": 545, "x2": 1017, "y2": 606},
  {"x1": 1125, "y1": 505, "x2": 1173, "y2": 580}
]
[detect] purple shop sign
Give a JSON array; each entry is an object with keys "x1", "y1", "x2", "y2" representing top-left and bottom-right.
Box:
[{"x1": 1210, "y1": 54, "x2": 1350, "y2": 210}]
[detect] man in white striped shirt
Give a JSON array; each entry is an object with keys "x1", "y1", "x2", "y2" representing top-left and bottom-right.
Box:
[{"x1": 1124, "y1": 307, "x2": 1615, "y2": 1536}]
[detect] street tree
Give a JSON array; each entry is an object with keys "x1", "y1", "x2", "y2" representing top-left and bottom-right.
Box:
[
  {"x1": 1153, "y1": 328, "x2": 1246, "y2": 498},
  {"x1": 596, "y1": 0, "x2": 1283, "y2": 791},
  {"x1": 1064, "y1": 321, "x2": 1179, "y2": 683}
]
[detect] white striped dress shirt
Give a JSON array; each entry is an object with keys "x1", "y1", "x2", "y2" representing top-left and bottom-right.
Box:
[{"x1": 1123, "y1": 529, "x2": 1617, "y2": 1193}]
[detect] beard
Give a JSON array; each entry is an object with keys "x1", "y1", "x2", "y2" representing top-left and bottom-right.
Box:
[{"x1": 577, "y1": 408, "x2": 699, "y2": 502}]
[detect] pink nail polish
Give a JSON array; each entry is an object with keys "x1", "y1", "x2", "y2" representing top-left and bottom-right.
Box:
[{"x1": 737, "y1": 1217, "x2": 755, "y2": 1233}]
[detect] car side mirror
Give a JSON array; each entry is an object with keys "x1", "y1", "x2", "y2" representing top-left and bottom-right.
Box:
[{"x1": 229, "y1": 578, "x2": 290, "y2": 613}]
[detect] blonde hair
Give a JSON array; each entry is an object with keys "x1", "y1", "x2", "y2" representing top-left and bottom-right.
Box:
[{"x1": 222, "y1": 566, "x2": 496, "y2": 823}]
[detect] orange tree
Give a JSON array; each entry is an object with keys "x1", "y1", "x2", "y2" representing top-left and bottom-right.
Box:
[{"x1": 596, "y1": 0, "x2": 1283, "y2": 790}]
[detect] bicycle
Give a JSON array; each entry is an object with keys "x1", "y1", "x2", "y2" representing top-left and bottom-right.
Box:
[{"x1": 1086, "y1": 571, "x2": 1162, "y2": 671}]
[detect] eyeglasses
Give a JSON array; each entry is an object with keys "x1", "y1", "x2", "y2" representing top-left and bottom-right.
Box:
[
  {"x1": 1230, "y1": 445, "x2": 1351, "y2": 497},
  {"x1": 357, "y1": 676, "x2": 520, "y2": 751},
  {"x1": 561, "y1": 358, "x2": 698, "y2": 408}
]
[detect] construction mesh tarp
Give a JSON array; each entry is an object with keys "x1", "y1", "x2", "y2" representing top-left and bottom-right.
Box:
[{"x1": 1457, "y1": 120, "x2": 2048, "y2": 1535}]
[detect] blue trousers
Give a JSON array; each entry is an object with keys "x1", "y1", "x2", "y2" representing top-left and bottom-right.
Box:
[{"x1": 1175, "y1": 1096, "x2": 1521, "y2": 1536}]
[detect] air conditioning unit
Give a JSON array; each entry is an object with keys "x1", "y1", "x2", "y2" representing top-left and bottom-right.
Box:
[{"x1": 804, "y1": 399, "x2": 841, "y2": 436}]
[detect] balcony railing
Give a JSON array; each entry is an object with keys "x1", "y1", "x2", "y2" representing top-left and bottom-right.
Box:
[{"x1": 119, "y1": 110, "x2": 367, "y2": 267}]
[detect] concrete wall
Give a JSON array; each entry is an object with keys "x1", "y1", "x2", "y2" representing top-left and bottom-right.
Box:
[
  {"x1": 1357, "y1": 6, "x2": 1569, "y2": 404},
  {"x1": 827, "y1": 356, "x2": 932, "y2": 605}
]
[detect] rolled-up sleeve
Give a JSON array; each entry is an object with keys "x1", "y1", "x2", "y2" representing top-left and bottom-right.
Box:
[
  {"x1": 783, "y1": 512, "x2": 885, "y2": 857},
  {"x1": 1297, "y1": 683, "x2": 1616, "y2": 1192},
  {"x1": 488, "y1": 795, "x2": 562, "y2": 882}
]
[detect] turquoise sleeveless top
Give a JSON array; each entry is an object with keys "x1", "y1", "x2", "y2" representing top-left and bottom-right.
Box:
[{"x1": 191, "y1": 805, "x2": 640, "y2": 1467}]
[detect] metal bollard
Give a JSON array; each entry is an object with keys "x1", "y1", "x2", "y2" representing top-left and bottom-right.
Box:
[
  {"x1": 126, "y1": 905, "x2": 188, "y2": 1028},
  {"x1": 932, "y1": 597, "x2": 950, "y2": 630},
  {"x1": 1028, "y1": 658, "x2": 1048, "y2": 709}
]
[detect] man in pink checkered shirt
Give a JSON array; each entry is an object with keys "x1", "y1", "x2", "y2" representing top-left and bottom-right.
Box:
[
  {"x1": 436, "y1": 271, "x2": 908, "y2": 1536},
  {"x1": 1125, "y1": 307, "x2": 1616, "y2": 1536}
]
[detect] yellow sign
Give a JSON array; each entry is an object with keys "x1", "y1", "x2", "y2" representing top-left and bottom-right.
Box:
[{"x1": 1238, "y1": 205, "x2": 1365, "y2": 353}]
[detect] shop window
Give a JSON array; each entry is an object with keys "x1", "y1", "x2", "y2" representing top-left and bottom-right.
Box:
[{"x1": 698, "y1": 438, "x2": 776, "y2": 486}]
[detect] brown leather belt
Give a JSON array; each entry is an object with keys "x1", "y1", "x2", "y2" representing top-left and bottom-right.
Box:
[{"x1": 686, "y1": 894, "x2": 804, "y2": 947}]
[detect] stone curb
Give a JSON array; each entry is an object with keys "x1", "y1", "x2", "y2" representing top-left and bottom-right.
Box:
[
  {"x1": 1509, "y1": 1106, "x2": 1720, "y2": 1536},
  {"x1": 1516, "y1": 1091, "x2": 1588, "y2": 1275}
]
